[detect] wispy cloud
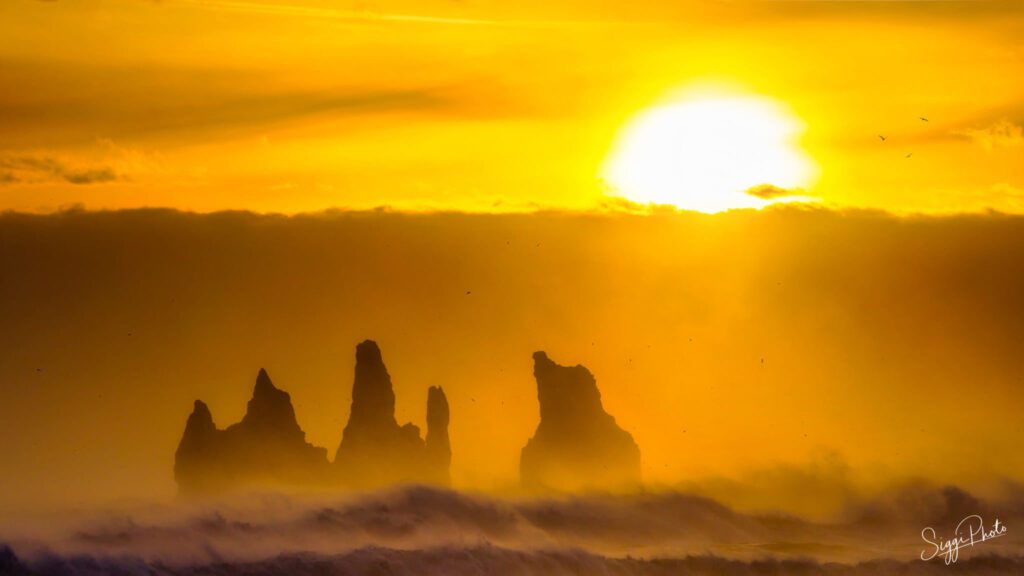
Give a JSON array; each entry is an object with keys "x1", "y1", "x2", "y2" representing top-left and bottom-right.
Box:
[
  {"x1": 953, "y1": 119, "x2": 1024, "y2": 150},
  {"x1": 745, "y1": 184, "x2": 803, "y2": 200},
  {"x1": 165, "y1": 0, "x2": 590, "y2": 27},
  {"x1": 0, "y1": 156, "x2": 119, "y2": 185},
  {"x1": 0, "y1": 59, "x2": 465, "y2": 148}
]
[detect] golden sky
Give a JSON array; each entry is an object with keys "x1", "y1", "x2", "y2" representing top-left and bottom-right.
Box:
[
  {"x1": 2, "y1": 0, "x2": 1024, "y2": 515},
  {"x1": 1, "y1": 0, "x2": 1022, "y2": 214}
]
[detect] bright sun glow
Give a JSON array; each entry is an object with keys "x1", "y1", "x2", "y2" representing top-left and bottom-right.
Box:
[{"x1": 603, "y1": 92, "x2": 817, "y2": 213}]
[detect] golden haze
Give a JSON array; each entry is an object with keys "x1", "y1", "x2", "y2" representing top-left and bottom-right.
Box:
[{"x1": 1, "y1": 209, "x2": 1023, "y2": 513}]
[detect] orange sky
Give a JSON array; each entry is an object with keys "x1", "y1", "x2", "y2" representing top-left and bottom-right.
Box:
[{"x1": 1, "y1": 0, "x2": 1022, "y2": 214}]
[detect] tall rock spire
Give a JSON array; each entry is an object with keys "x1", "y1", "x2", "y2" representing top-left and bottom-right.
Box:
[
  {"x1": 174, "y1": 400, "x2": 218, "y2": 491},
  {"x1": 182, "y1": 400, "x2": 217, "y2": 441},
  {"x1": 425, "y1": 385, "x2": 451, "y2": 484},
  {"x1": 240, "y1": 368, "x2": 305, "y2": 443},
  {"x1": 334, "y1": 340, "x2": 451, "y2": 487},
  {"x1": 337, "y1": 340, "x2": 399, "y2": 452}
]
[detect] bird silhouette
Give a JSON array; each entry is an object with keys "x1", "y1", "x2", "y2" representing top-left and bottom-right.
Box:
[
  {"x1": 919, "y1": 117, "x2": 929, "y2": 122},
  {"x1": 878, "y1": 135, "x2": 887, "y2": 142},
  {"x1": 906, "y1": 153, "x2": 913, "y2": 159}
]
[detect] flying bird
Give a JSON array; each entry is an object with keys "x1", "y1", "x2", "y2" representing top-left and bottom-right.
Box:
[
  {"x1": 919, "y1": 117, "x2": 929, "y2": 122},
  {"x1": 906, "y1": 153, "x2": 913, "y2": 159},
  {"x1": 878, "y1": 135, "x2": 887, "y2": 142}
]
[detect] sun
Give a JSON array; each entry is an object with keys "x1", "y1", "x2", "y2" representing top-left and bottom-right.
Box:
[{"x1": 603, "y1": 91, "x2": 817, "y2": 213}]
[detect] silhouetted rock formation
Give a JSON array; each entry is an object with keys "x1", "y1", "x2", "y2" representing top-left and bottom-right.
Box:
[
  {"x1": 174, "y1": 342, "x2": 452, "y2": 494},
  {"x1": 520, "y1": 351, "x2": 641, "y2": 491},
  {"x1": 174, "y1": 369, "x2": 329, "y2": 494},
  {"x1": 425, "y1": 385, "x2": 452, "y2": 484},
  {"x1": 174, "y1": 400, "x2": 219, "y2": 490},
  {"x1": 334, "y1": 340, "x2": 451, "y2": 487}
]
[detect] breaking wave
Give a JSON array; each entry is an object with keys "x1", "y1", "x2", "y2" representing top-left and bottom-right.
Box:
[{"x1": 2, "y1": 484, "x2": 1022, "y2": 575}]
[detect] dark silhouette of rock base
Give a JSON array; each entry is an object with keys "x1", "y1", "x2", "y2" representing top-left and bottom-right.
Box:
[
  {"x1": 520, "y1": 351, "x2": 641, "y2": 492},
  {"x1": 173, "y1": 341, "x2": 450, "y2": 494}
]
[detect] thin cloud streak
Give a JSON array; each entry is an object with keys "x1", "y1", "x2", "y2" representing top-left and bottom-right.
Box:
[
  {"x1": 953, "y1": 119, "x2": 1024, "y2": 150},
  {"x1": 0, "y1": 156, "x2": 119, "y2": 185},
  {"x1": 167, "y1": 0, "x2": 625, "y2": 27}
]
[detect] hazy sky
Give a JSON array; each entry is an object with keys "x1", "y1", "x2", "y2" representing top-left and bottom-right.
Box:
[{"x1": 1, "y1": 0, "x2": 1022, "y2": 213}]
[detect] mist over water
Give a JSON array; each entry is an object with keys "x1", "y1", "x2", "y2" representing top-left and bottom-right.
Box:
[{"x1": 3, "y1": 483, "x2": 1023, "y2": 574}]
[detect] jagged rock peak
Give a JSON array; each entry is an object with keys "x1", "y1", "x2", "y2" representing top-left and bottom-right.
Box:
[
  {"x1": 191, "y1": 399, "x2": 214, "y2": 423},
  {"x1": 356, "y1": 339, "x2": 384, "y2": 364},
  {"x1": 240, "y1": 369, "x2": 303, "y2": 439},
  {"x1": 532, "y1": 351, "x2": 603, "y2": 425},
  {"x1": 521, "y1": 351, "x2": 641, "y2": 492},
  {"x1": 182, "y1": 400, "x2": 217, "y2": 440},
  {"x1": 174, "y1": 370, "x2": 329, "y2": 495},
  {"x1": 254, "y1": 367, "x2": 275, "y2": 395}
]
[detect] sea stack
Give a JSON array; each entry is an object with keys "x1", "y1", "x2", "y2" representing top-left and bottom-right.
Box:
[
  {"x1": 425, "y1": 385, "x2": 452, "y2": 484},
  {"x1": 520, "y1": 351, "x2": 641, "y2": 491},
  {"x1": 334, "y1": 340, "x2": 451, "y2": 487},
  {"x1": 173, "y1": 342, "x2": 453, "y2": 494},
  {"x1": 174, "y1": 369, "x2": 329, "y2": 494}
]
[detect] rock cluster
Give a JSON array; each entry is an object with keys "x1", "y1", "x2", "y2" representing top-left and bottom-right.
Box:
[
  {"x1": 176, "y1": 343, "x2": 643, "y2": 494},
  {"x1": 174, "y1": 340, "x2": 450, "y2": 493}
]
